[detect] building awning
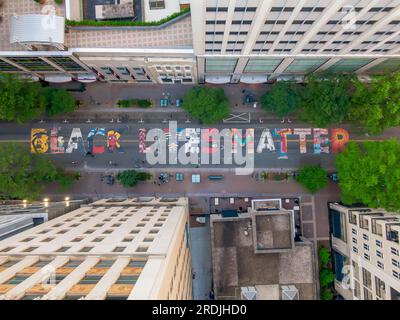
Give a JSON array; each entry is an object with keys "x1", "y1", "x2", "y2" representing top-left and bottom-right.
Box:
[
  {"x1": 77, "y1": 74, "x2": 97, "y2": 83},
  {"x1": 20, "y1": 74, "x2": 40, "y2": 82},
  {"x1": 44, "y1": 74, "x2": 72, "y2": 83},
  {"x1": 240, "y1": 75, "x2": 268, "y2": 84},
  {"x1": 205, "y1": 75, "x2": 231, "y2": 84},
  {"x1": 277, "y1": 75, "x2": 305, "y2": 83},
  {"x1": 10, "y1": 14, "x2": 65, "y2": 45}
]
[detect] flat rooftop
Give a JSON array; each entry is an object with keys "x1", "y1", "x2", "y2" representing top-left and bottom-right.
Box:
[
  {"x1": 0, "y1": 0, "x2": 192, "y2": 51},
  {"x1": 210, "y1": 214, "x2": 316, "y2": 300},
  {"x1": 65, "y1": 14, "x2": 192, "y2": 49},
  {"x1": 253, "y1": 212, "x2": 294, "y2": 252}
]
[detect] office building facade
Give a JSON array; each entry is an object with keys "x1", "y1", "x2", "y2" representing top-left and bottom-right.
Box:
[
  {"x1": 0, "y1": 197, "x2": 192, "y2": 300},
  {"x1": 192, "y1": 0, "x2": 400, "y2": 84},
  {"x1": 1, "y1": 0, "x2": 400, "y2": 85},
  {"x1": 329, "y1": 203, "x2": 400, "y2": 300}
]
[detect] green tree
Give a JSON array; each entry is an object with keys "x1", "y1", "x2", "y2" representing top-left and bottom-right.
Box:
[
  {"x1": 44, "y1": 88, "x2": 76, "y2": 116},
  {"x1": 350, "y1": 71, "x2": 400, "y2": 134},
  {"x1": 182, "y1": 87, "x2": 230, "y2": 124},
  {"x1": 54, "y1": 168, "x2": 76, "y2": 191},
  {"x1": 336, "y1": 140, "x2": 400, "y2": 211},
  {"x1": 300, "y1": 72, "x2": 356, "y2": 127},
  {"x1": 296, "y1": 165, "x2": 328, "y2": 194},
  {"x1": 320, "y1": 269, "x2": 335, "y2": 288},
  {"x1": 261, "y1": 81, "x2": 302, "y2": 117},
  {"x1": 319, "y1": 246, "x2": 331, "y2": 268},
  {"x1": 0, "y1": 144, "x2": 57, "y2": 200},
  {"x1": 320, "y1": 289, "x2": 334, "y2": 300},
  {"x1": 116, "y1": 170, "x2": 152, "y2": 188},
  {"x1": 0, "y1": 73, "x2": 46, "y2": 122}
]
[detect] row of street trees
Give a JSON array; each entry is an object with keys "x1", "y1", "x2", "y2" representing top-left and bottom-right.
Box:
[
  {"x1": 261, "y1": 71, "x2": 400, "y2": 134},
  {"x1": 0, "y1": 144, "x2": 77, "y2": 200},
  {"x1": 0, "y1": 74, "x2": 76, "y2": 123},
  {"x1": 295, "y1": 139, "x2": 400, "y2": 212}
]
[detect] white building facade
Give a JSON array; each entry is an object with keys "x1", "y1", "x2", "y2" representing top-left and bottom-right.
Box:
[
  {"x1": 329, "y1": 203, "x2": 400, "y2": 300},
  {"x1": 0, "y1": 197, "x2": 192, "y2": 300}
]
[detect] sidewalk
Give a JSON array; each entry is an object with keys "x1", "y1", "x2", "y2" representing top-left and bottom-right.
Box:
[
  {"x1": 44, "y1": 170, "x2": 340, "y2": 199},
  {"x1": 52, "y1": 82, "x2": 271, "y2": 114}
]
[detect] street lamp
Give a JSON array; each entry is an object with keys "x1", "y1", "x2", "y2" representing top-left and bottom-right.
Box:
[
  {"x1": 65, "y1": 197, "x2": 70, "y2": 207},
  {"x1": 22, "y1": 199, "x2": 27, "y2": 208},
  {"x1": 43, "y1": 198, "x2": 49, "y2": 207}
]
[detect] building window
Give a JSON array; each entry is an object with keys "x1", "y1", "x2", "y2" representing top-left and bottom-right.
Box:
[
  {"x1": 376, "y1": 240, "x2": 382, "y2": 247},
  {"x1": 393, "y1": 270, "x2": 399, "y2": 279},
  {"x1": 352, "y1": 228, "x2": 357, "y2": 235},
  {"x1": 6, "y1": 275, "x2": 30, "y2": 285},
  {"x1": 392, "y1": 259, "x2": 400, "y2": 268},
  {"x1": 364, "y1": 253, "x2": 370, "y2": 261},
  {"x1": 363, "y1": 234, "x2": 369, "y2": 241},
  {"x1": 391, "y1": 247, "x2": 399, "y2": 256},
  {"x1": 115, "y1": 275, "x2": 138, "y2": 284},
  {"x1": 353, "y1": 247, "x2": 358, "y2": 253},
  {"x1": 96, "y1": 260, "x2": 115, "y2": 268},
  {"x1": 376, "y1": 250, "x2": 383, "y2": 258},
  {"x1": 149, "y1": 0, "x2": 165, "y2": 10},
  {"x1": 79, "y1": 247, "x2": 93, "y2": 253},
  {"x1": 377, "y1": 261, "x2": 384, "y2": 269},
  {"x1": 352, "y1": 238, "x2": 357, "y2": 244},
  {"x1": 363, "y1": 243, "x2": 369, "y2": 251},
  {"x1": 206, "y1": 58, "x2": 238, "y2": 73},
  {"x1": 363, "y1": 288, "x2": 373, "y2": 299},
  {"x1": 78, "y1": 275, "x2": 102, "y2": 284},
  {"x1": 362, "y1": 268, "x2": 372, "y2": 288},
  {"x1": 113, "y1": 247, "x2": 126, "y2": 253}
]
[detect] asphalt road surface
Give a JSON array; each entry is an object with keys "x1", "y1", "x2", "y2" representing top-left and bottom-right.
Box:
[{"x1": 0, "y1": 121, "x2": 398, "y2": 171}]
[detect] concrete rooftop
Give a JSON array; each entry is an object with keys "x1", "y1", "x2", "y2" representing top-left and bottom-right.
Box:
[
  {"x1": 210, "y1": 214, "x2": 316, "y2": 300},
  {"x1": 0, "y1": 0, "x2": 192, "y2": 51}
]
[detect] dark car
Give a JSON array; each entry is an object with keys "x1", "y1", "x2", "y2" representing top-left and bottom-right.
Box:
[
  {"x1": 243, "y1": 94, "x2": 256, "y2": 105},
  {"x1": 329, "y1": 172, "x2": 339, "y2": 182},
  {"x1": 106, "y1": 175, "x2": 115, "y2": 185}
]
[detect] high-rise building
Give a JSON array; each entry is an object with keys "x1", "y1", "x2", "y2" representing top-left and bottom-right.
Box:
[
  {"x1": 328, "y1": 203, "x2": 400, "y2": 300},
  {"x1": 1, "y1": 0, "x2": 400, "y2": 85},
  {"x1": 192, "y1": 0, "x2": 400, "y2": 84},
  {"x1": 0, "y1": 197, "x2": 192, "y2": 300}
]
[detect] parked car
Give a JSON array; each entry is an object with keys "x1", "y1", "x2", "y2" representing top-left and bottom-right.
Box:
[
  {"x1": 106, "y1": 175, "x2": 115, "y2": 186},
  {"x1": 176, "y1": 99, "x2": 183, "y2": 107},
  {"x1": 329, "y1": 172, "x2": 339, "y2": 182}
]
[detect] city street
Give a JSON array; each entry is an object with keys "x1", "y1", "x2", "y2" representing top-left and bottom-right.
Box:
[{"x1": 1, "y1": 121, "x2": 398, "y2": 171}]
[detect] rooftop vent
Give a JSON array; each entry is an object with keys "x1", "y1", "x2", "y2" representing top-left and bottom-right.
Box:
[
  {"x1": 281, "y1": 285, "x2": 299, "y2": 300},
  {"x1": 241, "y1": 287, "x2": 257, "y2": 300}
]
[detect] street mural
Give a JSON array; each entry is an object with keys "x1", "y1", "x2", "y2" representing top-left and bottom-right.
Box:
[
  {"x1": 30, "y1": 125, "x2": 350, "y2": 160},
  {"x1": 31, "y1": 128, "x2": 49, "y2": 154}
]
